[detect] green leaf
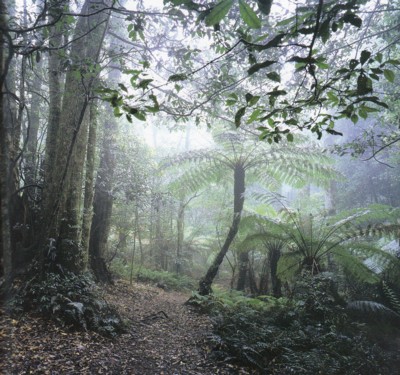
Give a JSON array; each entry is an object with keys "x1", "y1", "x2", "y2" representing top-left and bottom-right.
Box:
[
  {"x1": 138, "y1": 79, "x2": 153, "y2": 90},
  {"x1": 267, "y1": 71, "x2": 281, "y2": 82},
  {"x1": 267, "y1": 89, "x2": 287, "y2": 97},
  {"x1": 248, "y1": 60, "x2": 276, "y2": 75},
  {"x1": 248, "y1": 95, "x2": 260, "y2": 106},
  {"x1": 386, "y1": 58, "x2": 400, "y2": 66},
  {"x1": 239, "y1": 0, "x2": 261, "y2": 29},
  {"x1": 319, "y1": 19, "x2": 330, "y2": 44},
  {"x1": 133, "y1": 111, "x2": 146, "y2": 121},
  {"x1": 286, "y1": 133, "x2": 294, "y2": 142},
  {"x1": 360, "y1": 50, "x2": 371, "y2": 65},
  {"x1": 357, "y1": 74, "x2": 373, "y2": 95},
  {"x1": 168, "y1": 73, "x2": 188, "y2": 82},
  {"x1": 257, "y1": 0, "x2": 272, "y2": 15},
  {"x1": 235, "y1": 107, "x2": 247, "y2": 128},
  {"x1": 247, "y1": 108, "x2": 263, "y2": 123},
  {"x1": 342, "y1": 13, "x2": 362, "y2": 28},
  {"x1": 351, "y1": 114, "x2": 359, "y2": 124},
  {"x1": 383, "y1": 69, "x2": 395, "y2": 83},
  {"x1": 205, "y1": 0, "x2": 234, "y2": 26},
  {"x1": 315, "y1": 61, "x2": 329, "y2": 69},
  {"x1": 118, "y1": 83, "x2": 128, "y2": 92},
  {"x1": 358, "y1": 107, "x2": 368, "y2": 120}
]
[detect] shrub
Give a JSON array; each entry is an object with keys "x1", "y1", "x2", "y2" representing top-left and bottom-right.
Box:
[
  {"x1": 13, "y1": 271, "x2": 126, "y2": 337},
  {"x1": 190, "y1": 274, "x2": 400, "y2": 374},
  {"x1": 136, "y1": 268, "x2": 196, "y2": 291}
]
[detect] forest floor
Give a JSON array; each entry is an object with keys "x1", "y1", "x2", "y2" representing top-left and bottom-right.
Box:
[{"x1": 1, "y1": 280, "x2": 254, "y2": 374}]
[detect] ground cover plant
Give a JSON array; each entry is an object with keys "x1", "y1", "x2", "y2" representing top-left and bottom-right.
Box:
[{"x1": 189, "y1": 274, "x2": 400, "y2": 374}]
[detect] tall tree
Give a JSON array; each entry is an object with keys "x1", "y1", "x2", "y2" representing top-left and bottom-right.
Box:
[{"x1": 43, "y1": 0, "x2": 112, "y2": 273}]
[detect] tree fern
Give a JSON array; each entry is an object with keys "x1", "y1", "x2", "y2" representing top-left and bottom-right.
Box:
[
  {"x1": 237, "y1": 202, "x2": 400, "y2": 286},
  {"x1": 162, "y1": 130, "x2": 338, "y2": 294}
]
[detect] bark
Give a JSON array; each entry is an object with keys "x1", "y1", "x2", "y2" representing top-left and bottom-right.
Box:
[
  {"x1": 0, "y1": 0, "x2": 13, "y2": 289},
  {"x1": 44, "y1": 0, "x2": 65, "y2": 195},
  {"x1": 258, "y1": 257, "x2": 269, "y2": 295},
  {"x1": 81, "y1": 103, "x2": 97, "y2": 256},
  {"x1": 89, "y1": 116, "x2": 115, "y2": 283},
  {"x1": 43, "y1": 0, "x2": 111, "y2": 273},
  {"x1": 269, "y1": 245, "x2": 282, "y2": 297},
  {"x1": 199, "y1": 164, "x2": 245, "y2": 295},
  {"x1": 236, "y1": 251, "x2": 249, "y2": 291},
  {"x1": 176, "y1": 201, "x2": 184, "y2": 274}
]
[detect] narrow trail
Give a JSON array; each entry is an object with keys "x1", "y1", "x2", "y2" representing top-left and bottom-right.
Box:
[{"x1": 1, "y1": 280, "x2": 253, "y2": 374}]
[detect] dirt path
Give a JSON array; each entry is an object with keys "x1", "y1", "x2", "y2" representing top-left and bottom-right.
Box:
[{"x1": 1, "y1": 280, "x2": 253, "y2": 374}]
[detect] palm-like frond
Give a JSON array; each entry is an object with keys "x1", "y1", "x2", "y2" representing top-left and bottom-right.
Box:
[{"x1": 347, "y1": 300, "x2": 400, "y2": 320}]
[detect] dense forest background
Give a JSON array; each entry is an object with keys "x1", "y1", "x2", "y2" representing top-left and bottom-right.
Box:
[{"x1": 1, "y1": 0, "x2": 400, "y2": 373}]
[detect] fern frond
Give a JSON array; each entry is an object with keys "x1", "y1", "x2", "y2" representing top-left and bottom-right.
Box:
[
  {"x1": 333, "y1": 246, "x2": 380, "y2": 284},
  {"x1": 347, "y1": 300, "x2": 400, "y2": 319},
  {"x1": 382, "y1": 281, "x2": 400, "y2": 315}
]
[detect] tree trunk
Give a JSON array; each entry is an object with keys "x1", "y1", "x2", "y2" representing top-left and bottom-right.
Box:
[
  {"x1": 81, "y1": 103, "x2": 98, "y2": 256},
  {"x1": 89, "y1": 114, "x2": 116, "y2": 283},
  {"x1": 43, "y1": 0, "x2": 111, "y2": 273},
  {"x1": 199, "y1": 164, "x2": 245, "y2": 295},
  {"x1": 236, "y1": 250, "x2": 249, "y2": 291},
  {"x1": 269, "y1": 245, "x2": 282, "y2": 298},
  {"x1": 0, "y1": 1, "x2": 13, "y2": 290}
]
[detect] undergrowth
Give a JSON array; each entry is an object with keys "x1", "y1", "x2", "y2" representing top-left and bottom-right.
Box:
[
  {"x1": 136, "y1": 268, "x2": 197, "y2": 291},
  {"x1": 12, "y1": 271, "x2": 126, "y2": 337},
  {"x1": 189, "y1": 274, "x2": 400, "y2": 374}
]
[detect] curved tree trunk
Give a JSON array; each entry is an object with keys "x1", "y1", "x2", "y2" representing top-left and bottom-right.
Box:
[{"x1": 198, "y1": 164, "x2": 245, "y2": 295}]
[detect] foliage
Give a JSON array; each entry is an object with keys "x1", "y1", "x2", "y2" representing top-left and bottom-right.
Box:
[
  {"x1": 112, "y1": 263, "x2": 197, "y2": 292},
  {"x1": 189, "y1": 274, "x2": 400, "y2": 374},
  {"x1": 13, "y1": 271, "x2": 126, "y2": 337},
  {"x1": 239, "y1": 203, "x2": 400, "y2": 284},
  {"x1": 136, "y1": 268, "x2": 197, "y2": 291}
]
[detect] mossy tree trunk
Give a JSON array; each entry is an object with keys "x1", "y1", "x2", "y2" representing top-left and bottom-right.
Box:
[
  {"x1": 199, "y1": 164, "x2": 245, "y2": 295},
  {"x1": 43, "y1": 0, "x2": 111, "y2": 274},
  {"x1": 81, "y1": 103, "x2": 98, "y2": 257}
]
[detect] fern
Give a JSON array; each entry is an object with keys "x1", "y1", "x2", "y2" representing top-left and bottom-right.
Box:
[
  {"x1": 382, "y1": 281, "x2": 400, "y2": 314},
  {"x1": 347, "y1": 300, "x2": 400, "y2": 320}
]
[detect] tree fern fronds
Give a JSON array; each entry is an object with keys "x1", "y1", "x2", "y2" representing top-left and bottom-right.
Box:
[
  {"x1": 277, "y1": 251, "x2": 302, "y2": 281},
  {"x1": 382, "y1": 281, "x2": 400, "y2": 315},
  {"x1": 333, "y1": 246, "x2": 380, "y2": 284},
  {"x1": 347, "y1": 300, "x2": 400, "y2": 320}
]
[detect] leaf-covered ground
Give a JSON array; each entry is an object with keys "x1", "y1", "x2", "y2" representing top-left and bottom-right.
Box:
[{"x1": 1, "y1": 280, "x2": 253, "y2": 374}]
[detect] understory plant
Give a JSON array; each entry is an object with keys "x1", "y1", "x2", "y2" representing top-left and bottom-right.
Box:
[
  {"x1": 190, "y1": 273, "x2": 400, "y2": 374},
  {"x1": 12, "y1": 269, "x2": 126, "y2": 337}
]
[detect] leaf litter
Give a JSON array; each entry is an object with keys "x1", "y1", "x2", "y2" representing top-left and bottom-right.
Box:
[{"x1": 1, "y1": 280, "x2": 254, "y2": 374}]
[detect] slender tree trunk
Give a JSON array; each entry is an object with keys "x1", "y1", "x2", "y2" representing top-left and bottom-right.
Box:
[
  {"x1": 269, "y1": 245, "x2": 282, "y2": 297},
  {"x1": 199, "y1": 164, "x2": 245, "y2": 295},
  {"x1": 0, "y1": 1, "x2": 13, "y2": 290},
  {"x1": 236, "y1": 250, "x2": 249, "y2": 291},
  {"x1": 81, "y1": 103, "x2": 97, "y2": 256}
]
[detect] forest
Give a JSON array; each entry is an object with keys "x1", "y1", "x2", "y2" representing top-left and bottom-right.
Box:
[{"x1": 1, "y1": 0, "x2": 400, "y2": 374}]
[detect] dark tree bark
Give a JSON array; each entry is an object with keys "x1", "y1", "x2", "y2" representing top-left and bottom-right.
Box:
[
  {"x1": 89, "y1": 116, "x2": 116, "y2": 283},
  {"x1": 199, "y1": 164, "x2": 245, "y2": 295},
  {"x1": 236, "y1": 250, "x2": 249, "y2": 291},
  {"x1": 269, "y1": 245, "x2": 282, "y2": 297},
  {"x1": 0, "y1": 0, "x2": 13, "y2": 289}
]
